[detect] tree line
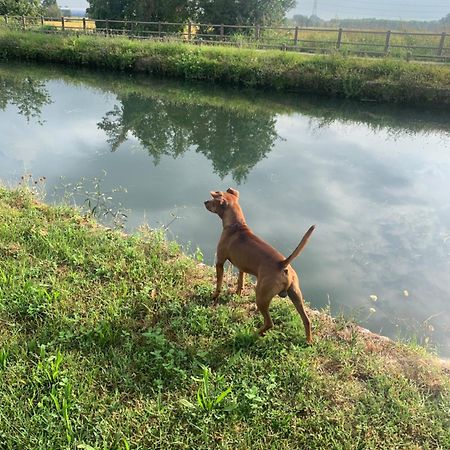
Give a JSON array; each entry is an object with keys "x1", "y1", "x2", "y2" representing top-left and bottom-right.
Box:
[
  {"x1": 87, "y1": 0, "x2": 295, "y2": 26},
  {"x1": 0, "y1": 0, "x2": 296, "y2": 26},
  {"x1": 2, "y1": 1, "x2": 447, "y2": 31}
]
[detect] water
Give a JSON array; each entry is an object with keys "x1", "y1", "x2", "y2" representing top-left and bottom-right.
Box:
[{"x1": 1, "y1": 61, "x2": 449, "y2": 355}]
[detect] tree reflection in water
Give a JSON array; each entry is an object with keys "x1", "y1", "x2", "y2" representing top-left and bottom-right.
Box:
[
  {"x1": 98, "y1": 93, "x2": 279, "y2": 183},
  {"x1": 0, "y1": 72, "x2": 51, "y2": 123}
]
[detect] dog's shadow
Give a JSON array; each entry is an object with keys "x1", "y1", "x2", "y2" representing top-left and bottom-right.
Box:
[
  {"x1": 191, "y1": 285, "x2": 313, "y2": 364},
  {"x1": 205, "y1": 322, "x2": 312, "y2": 369}
]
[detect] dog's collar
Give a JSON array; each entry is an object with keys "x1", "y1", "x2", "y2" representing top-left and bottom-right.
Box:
[{"x1": 223, "y1": 222, "x2": 247, "y2": 231}]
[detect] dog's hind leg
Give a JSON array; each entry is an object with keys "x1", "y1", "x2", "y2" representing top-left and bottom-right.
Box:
[
  {"x1": 287, "y1": 279, "x2": 312, "y2": 344},
  {"x1": 256, "y1": 299, "x2": 274, "y2": 336},
  {"x1": 255, "y1": 282, "x2": 282, "y2": 336}
]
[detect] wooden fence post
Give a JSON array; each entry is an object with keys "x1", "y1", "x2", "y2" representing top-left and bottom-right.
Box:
[
  {"x1": 61, "y1": 16, "x2": 65, "y2": 31},
  {"x1": 40, "y1": 16, "x2": 44, "y2": 27},
  {"x1": 21, "y1": 15, "x2": 25, "y2": 30},
  {"x1": 255, "y1": 24, "x2": 260, "y2": 40},
  {"x1": 4, "y1": 15, "x2": 8, "y2": 25},
  {"x1": 294, "y1": 26, "x2": 299, "y2": 46},
  {"x1": 220, "y1": 24, "x2": 224, "y2": 41},
  {"x1": 105, "y1": 19, "x2": 109, "y2": 35},
  {"x1": 158, "y1": 21, "x2": 161, "y2": 38},
  {"x1": 438, "y1": 32, "x2": 446, "y2": 56},
  {"x1": 188, "y1": 20, "x2": 192, "y2": 41},
  {"x1": 82, "y1": 17, "x2": 86, "y2": 31},
  {"x1": 336, "y1": 28, "x2": 343, "y2": 49},
  {"x1": 384, "y1": 30, "x2": 391, "y2": 55}
]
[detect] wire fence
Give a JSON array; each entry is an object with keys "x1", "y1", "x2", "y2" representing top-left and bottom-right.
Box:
[{"x1": 1, "y1": 15, "x2": 449, "y2": 62}]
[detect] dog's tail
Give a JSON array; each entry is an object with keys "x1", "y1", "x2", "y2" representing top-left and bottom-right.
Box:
[{"x1": 280, "y1": 225, "x2": 316, "y2": 268}]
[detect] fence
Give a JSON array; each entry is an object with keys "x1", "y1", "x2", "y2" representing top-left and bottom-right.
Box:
[{"x1": 1, "y1": 15, "x2": 449, "y2": 62}]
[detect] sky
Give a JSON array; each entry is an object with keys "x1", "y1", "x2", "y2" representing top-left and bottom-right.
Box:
[
  {"x1": 290, "y1": 0, "x2": 449, "y2": 21},
  {"x1": 60, "y1": 1, "x2": 449, "y2": 21}
]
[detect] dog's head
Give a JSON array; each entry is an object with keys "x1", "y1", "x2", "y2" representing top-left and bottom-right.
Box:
[{"x1": 204, "y1": 188, "x2": 240, "y2": 217}]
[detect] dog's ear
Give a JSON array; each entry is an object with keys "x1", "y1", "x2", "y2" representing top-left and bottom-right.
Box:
[
  {"x1": 210, "y1": 191, "x2": 222, "y2": 198},
  {"x1": 226, "y1": 188, "x2": 239, "y2": 198}
]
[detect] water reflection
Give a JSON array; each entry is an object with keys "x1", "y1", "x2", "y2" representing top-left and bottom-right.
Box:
[
  {"x1": 98, "y1": 93, "x2": 278, "y2": 183},
  {"x1": 0, "y1": 70, "x2": 51, "y2": 123},
  {"x1": 1, "y1": 62, "x2": 450, "y2": 182}
]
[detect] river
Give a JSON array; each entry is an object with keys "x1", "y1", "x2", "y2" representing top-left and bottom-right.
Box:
[{"x1": 1, "y1": 61, "x2": 449, "y2": 355}]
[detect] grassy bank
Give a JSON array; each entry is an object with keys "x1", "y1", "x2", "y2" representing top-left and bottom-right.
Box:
[
  {"x1": 0, "y1": 186, "x2": 449, "y2": 449},
  {"x1": 1, "y1": 30, "x2": 450, "y2": 107}
]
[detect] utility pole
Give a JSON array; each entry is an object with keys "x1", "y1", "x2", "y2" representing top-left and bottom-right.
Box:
[{"x1": 312, "y1": 0, "x2": 318, "y2": 16}]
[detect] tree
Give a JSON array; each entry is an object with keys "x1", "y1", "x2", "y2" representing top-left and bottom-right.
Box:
[
  {"x1": 41, "y1": 0, "x2": 61, "y2": 17},
  {"x1": 0, "y1": 0, "x2": 42, "y2": 16},
  {"x1": 86, "y1": 0, "x2": 295, "y2": 25},
  {"x1": 123, "y1": 0, "x2": 190, "y2": 22},
  {"x1": 195, "y1": 0, "x2": 296, "y2": 26},
  {"x1": 439, "y1": 14, "x2": 450, "y2": 26},
  {"x1": 87, "y1": 0, "x2": 191, "y2": 22}
]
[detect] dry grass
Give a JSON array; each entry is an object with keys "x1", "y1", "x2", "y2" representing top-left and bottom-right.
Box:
[{"x1": 43, "y1": 18, "x2": 96, "y2": 30}]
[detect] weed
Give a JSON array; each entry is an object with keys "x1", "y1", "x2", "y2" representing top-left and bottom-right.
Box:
[
  {"x1": 54, "y1": 172, "x2": 129, "y2": 228},
  {"x1": 181, "y1": 364, "x2": 235, "y2": 413},
  {"x1": 35, "y1": 345, "x2": 64, "y2": 385},
  {"x1": 0, "y1": 348, "x2": 9, "y2": 369}
]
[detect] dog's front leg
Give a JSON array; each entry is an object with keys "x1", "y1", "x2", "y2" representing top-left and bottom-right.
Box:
[
  {"x1": 213, "y1": 262, "x2": 224, "y2": 299},
  {"x1": 236, "y1": 271, "x2": 245, "y2": 296}
]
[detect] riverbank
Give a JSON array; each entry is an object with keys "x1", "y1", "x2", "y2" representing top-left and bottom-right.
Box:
[
  {"x1": 0, "y1": 186, "x2": 449, "y2": 448},
  {"x1": 1, "y1": 29, "x2": 450, "y2": 107}
]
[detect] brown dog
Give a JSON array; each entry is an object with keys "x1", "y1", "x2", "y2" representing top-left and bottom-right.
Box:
[{"x1": 204, "y1": 188, "x2": 315, "y2": 343}]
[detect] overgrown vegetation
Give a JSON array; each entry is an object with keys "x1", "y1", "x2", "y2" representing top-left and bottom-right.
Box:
[
  {"x1": 0, "y1": 186, "x2": 449, "y2": 449},
  {"x1": 0, "y1": 29, "x2": 449, "y2": 107}
]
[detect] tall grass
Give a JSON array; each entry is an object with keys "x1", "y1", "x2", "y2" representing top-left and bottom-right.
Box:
[{"x1": 2, "y1": 16, "x2": 449, "y2": 60}]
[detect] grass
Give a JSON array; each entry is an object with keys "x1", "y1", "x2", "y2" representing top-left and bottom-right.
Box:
[
  {"x1": 0, "y1": 29, "x2": 449, "y2": 107},
  {"x1": 227, "y1": 27, "x2": 450, "y2": 60},
  {"x1": 3, "y1": 16, "x2": 450, "y2": 60},
  {"x1": 0, "y1": 185, "x2": 449, "y2": 449}
]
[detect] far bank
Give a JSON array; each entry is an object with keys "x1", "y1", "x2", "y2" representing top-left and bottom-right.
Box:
[{"x1": 0, "y1": 29, "x2": 450, "y2": 107}]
